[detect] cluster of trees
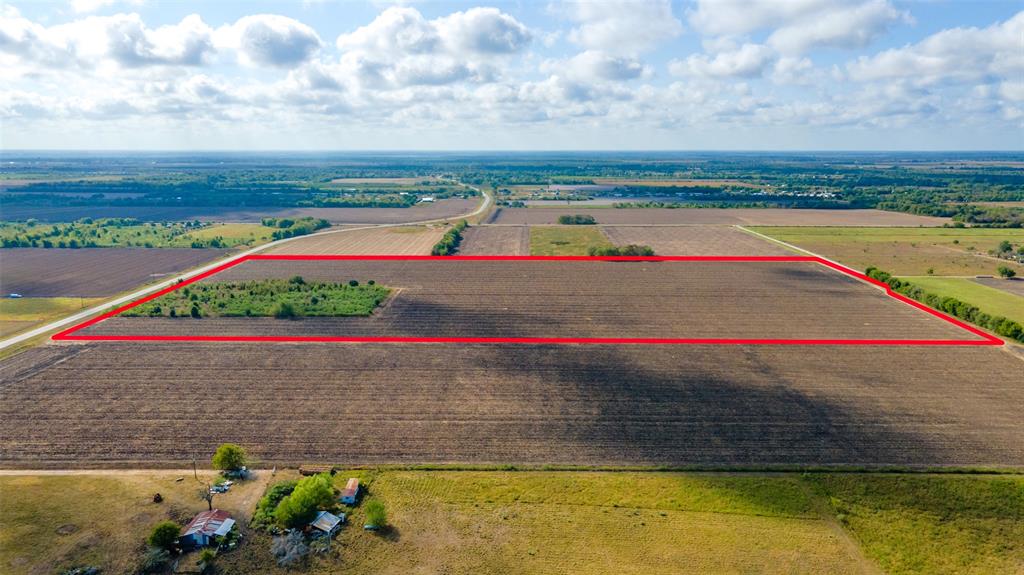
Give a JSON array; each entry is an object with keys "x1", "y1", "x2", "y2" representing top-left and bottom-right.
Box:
[
  {"x1": 991, "y1": 240, "x2": 1024, "y2": 263},
  {"x1": 557, "y1": 214, "x2": 596, "y2": 225},
  {"x1": 865, "y1": 267, "x2": 1023, "y2": 342},
  {"x1": 432, "y1": 220, "x2": 468, "y2": 255},
  {"x1": 0, "y1": 218, "x2": 209, "y2": 248},
  {"x1": 588, "y1": 244, "x2": 656, "y2": 256},
  {"x1": 260, "y1": 217, "x2": 331, "y2": 240}
]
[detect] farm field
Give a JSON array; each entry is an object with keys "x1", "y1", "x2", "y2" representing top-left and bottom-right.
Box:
[
  {"x1": 529, "y1": 226, "x2": 612, "y2": 255},
  {"x1": 975, "y1": 276, "x2": 1024, "y2": 296},
  {"x1": 0, "y1": 248, "x2": 230, "y2": 297},
  {"x1": 489, "y1": 208, "x2": 950, "y2": 226},
  {"x1": 593, "y1": 178, "x2": 761, "y2": 188},
  {"x1": 458, "y1": 225, "x2": 529, "y2": 254},
  {"x1": 78, "y1": 259, "x2": 979, "y2": 341},
  {"x1": 0, "y1": 471, "x2": 271, "y2": 575},
  {"x1": 0, "y1": 198, "x2": 478, "y2": 224},
  {"x1": 899, "y1": 277, "x2": 1024, "y2": 324},
  {"x1": 0, "y1": 297, "x2": 104, "y2": 337},
  {"x1": 748, "y1": 227, "x2": 1024, "y2": 276},
  {"x1": 2, "y1": 343, "x2": 1022, "y2": 467},
  {"x1": 3, "y1": 470, "x2": 1021, "y2": 575},
  {"x1": 265, "y1": 225, "x2": 445, "y2": 255},
  {"x1": 601, "y1": 225, "x2": 791, "y2": 255}
]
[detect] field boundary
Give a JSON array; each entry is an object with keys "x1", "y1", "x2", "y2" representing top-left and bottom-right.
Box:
[{"x1": 52, "y1": 255, "x2": 1003, "y2": 346}]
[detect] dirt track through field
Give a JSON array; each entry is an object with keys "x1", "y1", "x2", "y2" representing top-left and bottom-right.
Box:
[
  {"x1": 1, "y1": 343, "x2": 1021, "y2": 468},
  {"x1": 82, "y1": 259, "x2": 977, "y2": 341},
  {"x1": 489, "y1": 208, "x2": 950, "y2": 226}
]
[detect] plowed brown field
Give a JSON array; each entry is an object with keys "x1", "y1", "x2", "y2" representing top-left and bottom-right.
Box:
[
  {"x1": 489, "y1": 208, "x2": 950, "y2": 226},
  {"x1": 1, "y1": 343, "x2": 1021, "y2": 468},
  {"x1": 459, "y1": 226, "x2": 529, "y2": 254},
  {"x1": 82, "y1": 259, "x2": 977, "y2": 341},
  {"x1": 266, "y1": 226, "x2": 445, "y2": 255}
]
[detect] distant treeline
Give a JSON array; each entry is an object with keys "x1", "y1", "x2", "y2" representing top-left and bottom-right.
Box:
[
  {"x1": 865, "y1": 267, "x2": 1023, "y2": 342},
  {"x1": 261, "y1": 217, "x2": 331, "y2": 240}
]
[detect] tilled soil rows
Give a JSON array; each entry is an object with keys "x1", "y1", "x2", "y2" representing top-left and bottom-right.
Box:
[
  {"x1": 82, "y1": 259, "x2": 978, "y2": 341},
  {"x1": 459, "y1": 226, "x2": 529, "y2": 255},
  {"x1": 488, "y1": 208, "x2": 950, "y2": 226},
  {"x1": 1, "y1": 343, "x2": 1022, "y2": 468}
]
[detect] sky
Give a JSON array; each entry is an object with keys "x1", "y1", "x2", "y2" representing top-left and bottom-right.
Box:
[{"x1": 0, "y1": 0, "x2": 1021, "y2": 151}]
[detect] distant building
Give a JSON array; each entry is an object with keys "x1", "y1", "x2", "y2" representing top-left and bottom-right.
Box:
[
  {"x1": 179, "y1": 509, "x2": 235, "y2": 548},
  {"x1": 309, "y1": 510, "x2": 344, "y2": 537},
  {"x1": 419, "y1": 197, "x2": 435, "y2": 202},
  {"x1": 340, "y1": 478, "x2": 360, "y2": 505}
]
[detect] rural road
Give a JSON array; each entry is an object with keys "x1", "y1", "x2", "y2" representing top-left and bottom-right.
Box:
[{"x1": 0, "y1": 184, "x2": 491, "y2": 351}]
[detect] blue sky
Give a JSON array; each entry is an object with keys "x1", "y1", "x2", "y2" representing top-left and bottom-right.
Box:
[{"x1": 1, "y1": 1, "x2": 1021, "y2": 150}]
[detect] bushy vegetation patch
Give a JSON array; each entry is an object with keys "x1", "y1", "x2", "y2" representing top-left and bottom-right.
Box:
[
  {"x1": 588, "y1": 244, "x2": 655, "y2": 256},
  {"x1": 260, "y1": 217, "x2": 330, "y2": 240},
  {"x1": 0, "y1": 218, "x2": 232, "y2": 248},
  {"x1": 431, "y1": 220, "x2": 468, "y2": 255},
  {"x1": 252, "y1": 480, "x2": 299, "y2": 531},
  {"x1": 123, "y1": 278, "x2": 390, "y2": 318},
  {"x1": 866, "y1": 266, "x2": 1024, "y2": 342},
  {"x1": 557, "y1": 214, "x2": 597, "y2": 225}
]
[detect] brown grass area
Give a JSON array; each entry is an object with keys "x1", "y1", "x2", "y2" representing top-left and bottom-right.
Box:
[
  {"x1": 489, "y1": 208, "x2": 950, "y2": 226},
  {"x1": 0, "y1": 248, "x2": 230, "y2": 297},
  {"x1": 602, "y1": 225, "x2": 791, "y2": 255},
  {"x1": 84, "y1": 260, "x2": 975, "y2": 341},
  {"x1": 2, "y1": 342, "x2": 1021, "y2": 468},
  {"x1": 265, "y1": 226, "x2": 445, "y2": 255},
  {"x1": 458, "y1": 226, "x2": 529, "y2": 255}
]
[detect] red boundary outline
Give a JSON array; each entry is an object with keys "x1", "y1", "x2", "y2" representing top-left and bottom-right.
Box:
[{"x1": 52, "y1": 255, "x2": 1003, "y2": 346}]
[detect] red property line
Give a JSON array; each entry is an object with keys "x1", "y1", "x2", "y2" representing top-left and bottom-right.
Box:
[{"x1": 52, "y1": 254, "x2": 1004, "y2": 346}]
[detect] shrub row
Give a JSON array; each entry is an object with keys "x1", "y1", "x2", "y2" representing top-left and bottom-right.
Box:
[
  {"x1": 865, "y1": 267, "x2": 1024, "y2": 342},
  {"x1": 588, "y1": 244, "x2": 655, "y2": 256},
  {"x1": 431, "y1": 220, "x2": 468, "y2": 256},
  {"x1": 557, "y1": 214, "x2": 596, "y2": 225}
]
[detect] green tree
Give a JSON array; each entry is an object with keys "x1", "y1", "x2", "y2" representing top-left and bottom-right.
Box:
[
  {"x1": 211, "y1": 443, "x2": 247, "y2": 471},
  {"x1": 365, "y1": 499, "x2": 387, "y2": 528},
  {"x1": 274, "y1": 474, "x2": 335, "y2": 528},
  {"x1": 147, "y1": 521, "x2": 180, "y2": 550},
  {"x1": 273, "y1": 301, "x2": 298, "y2": 318},
  {"x1": 998, "y1": 266, "x2": 1017, "y2": 279},
  {"x1": 190, "y1": 305, "x2": 202, "y2": 318}
]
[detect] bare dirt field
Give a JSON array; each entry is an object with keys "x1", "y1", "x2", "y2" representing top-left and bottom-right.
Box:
[
  {"x1": 0, "y1": 248, "x2": 230, "y2": 297},
  {"x1": 459, "y1": 226, "x2": 529, "y2": 255},
  {"x1": 1, "y1": 342, "x2": 1021, "y2": 468},
  {"x1": 601, "y1": 226, "x2": 791, "y2": 255},
  {"x1": 0, "y1": 198, "x2": 477, "y2": 224},
  {"x1": 266, "y1": 226, "x2": 445, "y2": 255},
  {"x1": 83, "y1": 259, "x2": 977, "y2": 341},
  {"x1": 488, "y1": 208, "x2": 950, "y2": 226}
]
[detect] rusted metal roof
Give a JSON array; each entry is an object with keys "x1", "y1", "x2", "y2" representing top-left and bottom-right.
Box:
[{"x1": 183, "y1": 509, "x2": 234, "y2": 538}]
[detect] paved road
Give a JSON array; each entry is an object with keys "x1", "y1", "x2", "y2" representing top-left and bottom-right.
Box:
[{"x1": 0, "y1": 185, "x2": 491, "y2": 350}]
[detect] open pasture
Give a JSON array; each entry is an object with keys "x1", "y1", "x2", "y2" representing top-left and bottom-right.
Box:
[
  {"x1": 0, "y1": 248, "x2": 229, "y2": 297},
  {"x1": 458, "y1": 225, "x2": 529, "y2": 254},
  {"x1": 0, "y1": 198, "x2": 477, "y2": 224},
  {"x1": 602, "y1": 226, "x2": 791, "y2": 255},
  {"x1": 265, "y1": 225, "x2": 445, "y2": 255},
  {"x1": 528, "y1": 226, "x2": 612, "y2": 255},
  {"x1": 748, "y1": 227, "x2": 1024, "y2": 276},
  {"x1": 1, "y1": 342, "x2": 1022, "y2": 468},
  {"x1": 489, "y1": 208, "x2": 950, "y2": 226},
  {"x1": 79, "y1": 258, "x2": 979, "y2": 342}
]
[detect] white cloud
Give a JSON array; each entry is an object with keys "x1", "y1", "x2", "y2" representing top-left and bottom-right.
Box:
[
  {"x1": 335, "y1": 6, "x2": 530, "y2": 88},
  {"x1": 847, "y1": 11, "x2": 1024, "y2": 86},
  {"x1": 70, "y1": 0, "x2": 144, "y2": 15},
  {"x1": 216, "y1": 14, "x2": 322, "y2": 68},
  {"x1": 689, "y1": 0, "x2": 907, "y2": 55},
  {"x1": 670, "y1": 43, "x2": 773, "y2": 78},
  {"x1": 548, "y1": 50, "x2": 649, "y2": 81},
  {"x1": 564, "y1": 0, "x2": 683, "y2": 55}
]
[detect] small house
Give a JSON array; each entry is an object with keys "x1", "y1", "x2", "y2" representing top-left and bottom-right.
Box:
[
  {"x1": 179, "y1": 509, "x2": 235, "y2": 548},
  {"x1": 309, "y1": 510, "x2": 344, "y2": 537},
  {"x1": 340, "y1": 478, "x2": 360, "y2": 505}
]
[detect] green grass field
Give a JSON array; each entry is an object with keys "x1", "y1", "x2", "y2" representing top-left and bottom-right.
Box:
[
  {"x1": 3, "y1": 471, "x2": 1022, "y2": 575},
  {"x1": 0, "y1": 220, "x2": 278, "y2": 249},
  {"x1": 0, "y1": 297, "x2": 103, "y2": 321},
  {"x1": 530, "y1": 226, "x2": 613, "y2": 255},
  {"x1": 748, "y1": 227, "x2": 1024, "y2": 276},
  {"x1": 898, "y1": 277, "x2": 1024, "y2": 323},
  {"x1": 178, "y1": 223, "x2": 277, "y2": 245}
]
